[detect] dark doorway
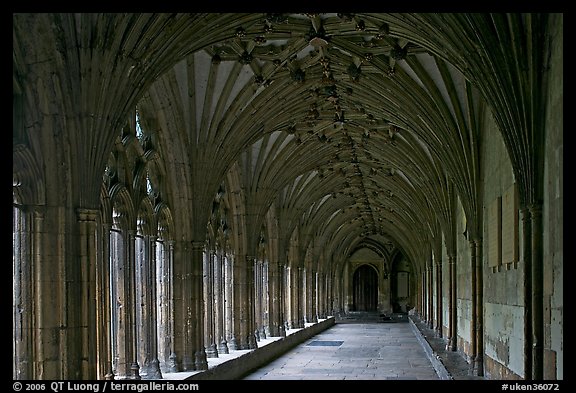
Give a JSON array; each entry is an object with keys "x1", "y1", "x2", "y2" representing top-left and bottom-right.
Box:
[{"x1": 352, "y1": 264, "x2": 378, "y2": 311}]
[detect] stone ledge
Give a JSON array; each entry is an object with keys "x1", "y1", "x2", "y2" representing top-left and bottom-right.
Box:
[
  {"x1": 408, "y1": 316, "x2": 452, "y2": 380},
  {"x1": 163, "y1": 317, "x2": 335, "y2": 380}
]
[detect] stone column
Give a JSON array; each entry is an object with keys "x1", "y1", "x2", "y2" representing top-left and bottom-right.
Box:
[
  {"x1": 231, "y1": 254, "x2": 258, "y2": 349},
  {"x1": 214, "y1": 251, "x2": 228, "y2": 354},
  {"x1": 470, "y1": 239, "x2": 478, "y2": 371},
  {"x1": 266, "y1": 259, "x2": 278, "y2": 336},
  {"x1": 96, "y1": 223, "x2": 113, "y2": 379},
  {"x1": 427, "y1": 260, "x2": 434, "y2": 329},
  {"x1": 77, "y1": 209, "x2": 99, "y2": 379},
  {"x1": 434, "y1": 259, "x2": 443, "y2": 338},
  {"x1": 191, "y1": 242, "x2": 208, "y2": 370},
  {"x1": 310, "y1": 269, "x2": 318, "y2": 323},
  {"x1": 299, "y1": 266, "x2": 306, "y2": 327},
  {"x1": 157, "y1": 240, "x2": 177, "y2": 373},
  {"x1": 291, "y1": 266, "x2": 303, "y2": 328},
  {"x1": 521, "y1": 208, "x2": 532, "y2": 379},
  {"x1": 316, "y1": 272, "x2": 323, "y2": 319},
  {"x1": 246, "y1": 256, "x2": 258, "y2": 349},
  {"x1": 473, "y1": 239, "x2": 484, "y2": 376},
  {"x1": 136, "y1": 235, "x2": 162, "y2": 379},
  {"x1": 224, "y1": 254, "x2": 236, "y2": 350},
  {"x1": 173, "y1": 241, "x2": 194, "y2": 371},
  {"x1": 13, "y1": 206, "x2": 34, "y2": 380},
  {"x1": 285, "y1": 266, "x2": 292, "y2": 330},
  {"x1": 275, "y1": 261, "x2": 286, "y2": 337},
  {"x1": 419, "y1": 269, "x2": 424, "y2": 317},
  {"x1": 231, "y1": 254, "x2": 244, "y2": 348},
  {"x1": 111, "y1": 229, "x2": 140, "y2": 379},
  {"x1": 254, "y1": 259, "x2": 262, "y2": 341},
  {"x1": 261, "y1": 260, "x2": 269, "y2": 338},
  {"x1": 203, "y1": 251, "x2": 218, "y2": 358},
  {"x1": 530, "y1": 204, "x2": 543, "y2": 380},
  {"x1": 447, "y1": 253, "x2": 457, "y2": 351},
  {"x1": 421, "y1": 270, "x2": 426, "y2": 320}
]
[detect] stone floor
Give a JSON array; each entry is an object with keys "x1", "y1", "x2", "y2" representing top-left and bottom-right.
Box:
[{"x1": 242, "y1": 312, "x2": 485, "y2": 381}]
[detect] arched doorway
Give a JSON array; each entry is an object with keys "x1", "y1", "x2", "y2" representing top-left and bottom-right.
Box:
[{"x1": 352, "y1": 264, "x2": 378, "y2": 311}]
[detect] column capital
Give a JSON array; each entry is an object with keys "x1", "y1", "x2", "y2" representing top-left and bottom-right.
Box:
[
  {"x1": 191, "y1": 241, "x2": 205, "y2": 250},
  {"x1": 76, "y1": 207, "x2": 99, "y2": 221}
]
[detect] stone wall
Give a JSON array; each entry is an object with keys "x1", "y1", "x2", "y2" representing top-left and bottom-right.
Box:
[
  {"x1": 481, "y1": 99, "x2": 524, "y2": 379},
  {"x1": 542, "y1": 13, "x2": 563, "y2": 381}
]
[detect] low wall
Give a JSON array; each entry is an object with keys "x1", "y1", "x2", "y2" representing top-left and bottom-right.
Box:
[{"x1": 186, "y1": 317, "x2": 335, "y2": 380}]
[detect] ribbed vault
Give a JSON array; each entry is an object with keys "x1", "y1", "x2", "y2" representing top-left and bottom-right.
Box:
[
  {"x1": 13, "y1": 11, "x2": 548, "y2": 281},
  {"x1": 124, "y1": 13, "x2": 496, "y2": 277}
]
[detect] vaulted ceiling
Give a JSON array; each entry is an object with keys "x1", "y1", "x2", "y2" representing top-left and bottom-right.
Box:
[
  {"x1": 135, "y1": 13, "x2": 484, "y2": 266},
  {"x1": 13, "y1": 13, "x2": 547, "y2": 269}
]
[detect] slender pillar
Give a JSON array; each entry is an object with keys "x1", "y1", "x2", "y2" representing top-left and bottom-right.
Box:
[
  {"x1": 203, "y1": 251, "x2": 218, "y2": 358},
  {"x1": 435, "y1": 258, "x2": 443, "y2": 337},
  {"x1": 266, "y1": 260, "x2": 279, "y2": 336},
  {"x1": 96, "y1": 223, "x2": 113, "y2": 379},
  {"x1": 158, "y1": 240, "x2": 177, "y2": 373},
  {"x1": 173, "y1": 241, "x2": 194, "y2": 371},
  {"x1": 76, "y1": 209, "x2": 99, "y2": 379},
  {"x1": 247, "y1": 256, "x2": 258, "y2": 349},
  {"x1": 111, "y1": 229, "x2": 140, "y2": 379},
  {"x1": 231, "y1": 255, "x2": 243, "y2": 347},
  {"x1": 447, "y1": 253, "x2": 457, "y2": 351},
  {"x1": 530, "y1": 204, "x2": 543, "y2": 380},
  {"x1": 261, "y1": 260, "x2": 269, "y2": 338},
  {"x1": 427, "y1": 260, "x2": 434, "y2": 329},
  {"x1": 254, "y1": 259, "x2": 262, "y2": 341},
  {"x1": 13, "y1": 206, "x2": 33, "y2": 380},
  {"x1": 225, "y1": 254, "x2": 237, "y2": 350},
  {"x1": 284, "y1": 266, "x2": 292, "y2": 330},
  {"x1": 470, "y1": 239, "x2": 478, "y2": 371},
  {"x1": 521, "y1": 208, "x2": 532, "y2": 379},
  {"x1": 275, "y1": 261, "x2": 286, "y2": 337},
  {"x1": 214, "y1": 250, "x2": 228, "y2": 354},
  {"x1": 191, "y1": 242, "x2": 208, "y2": 370},
  {"x1": 232, "y1": 254, "x2": 258, "y2": 349},
  {"x1": 316, "y1": 272, "x2": 325, "y2": 319},
  {"x1": 473, "y1": 239, "x2": 484, "y2": 376},
  {"x1": 421, "y1": 270, "x2": 426, "y2": 320},
  {"x1": 136, "y1": 235, "x2": 162, "y2": 379},
  {"x1": 298, "y1": 266, "x2": 306, "y2": 327},
  {"x1": 310, "y1": 269, "x2": 318, "y2": 323},
  {"x1": 291, "y1": 266, "x2": 303, "y2": 328}
]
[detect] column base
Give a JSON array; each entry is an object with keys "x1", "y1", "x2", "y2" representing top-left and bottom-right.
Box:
[
  {"x1": 195, "y1": 350, "x2": 208, "y2": 371},
  {"x1": 205, "y1": 343, "x2": 218, "y2": 358},
  {"x1": 218, "y1": 340, "x2": 229, "y2": 354},
  {"x1": 130, "y1": 362, "x2": 141, "y2": 380},
  {"x1": 248, "y1": 333, "x2": 258, "y2": 349},
  {"x1": 140, "y1": 359, "x2": 163, "y2": 379},
  {"x1": 228, "y1": 337, "x2": 238, "y2": 351}
]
